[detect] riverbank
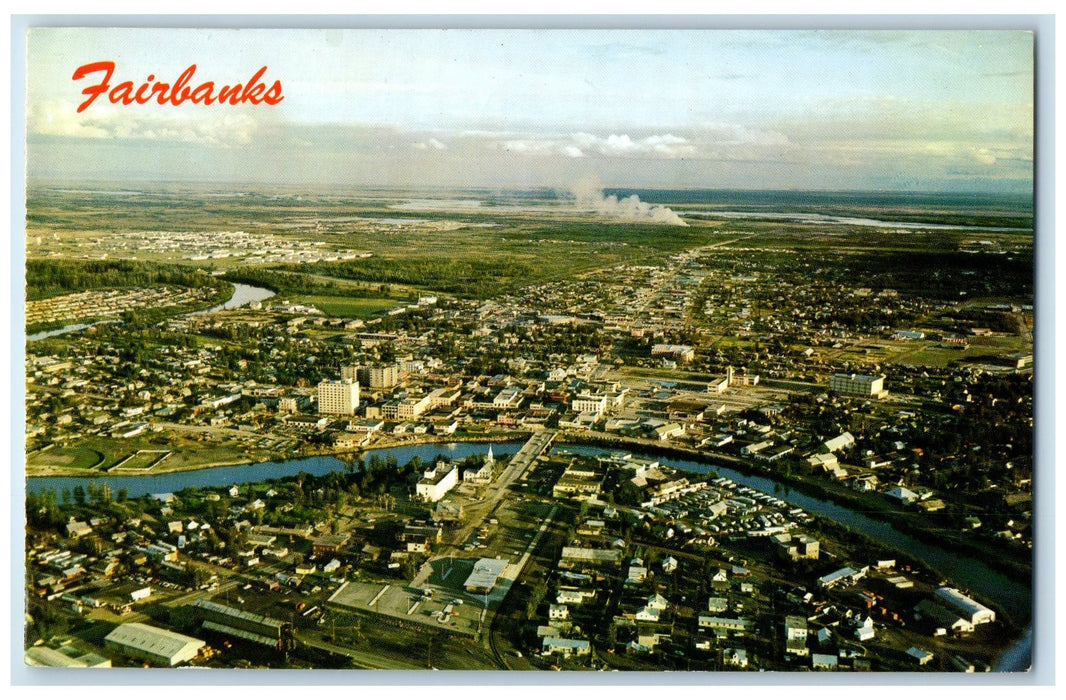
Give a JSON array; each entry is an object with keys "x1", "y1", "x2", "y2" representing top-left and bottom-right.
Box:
[
  {"x1": 560, "y1": 431, "x2": 1033, "y2": 587},
  {"x1": 25, "y1": 429, "x2": 1034, "y2": 630},
  {"x1": 24, "y1": 429, "x2": 1031, "y2": 611},
  {"x1": 23, "y1": 431, "x2": 532, "y2": 479}
]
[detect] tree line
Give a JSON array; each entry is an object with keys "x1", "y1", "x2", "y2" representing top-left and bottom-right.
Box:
[{"x1": 26, "y1": 259, "x2": 220, "y2": 301}]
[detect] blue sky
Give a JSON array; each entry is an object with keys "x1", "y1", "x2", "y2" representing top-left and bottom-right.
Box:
[{"x1": 24, "y1": 28, "x2": 1035, "y2": 192}]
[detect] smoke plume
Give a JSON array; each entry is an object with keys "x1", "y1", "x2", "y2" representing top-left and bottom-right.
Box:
[{"x1": 571, "y1": 178, "x2": 688, "y2": 227}]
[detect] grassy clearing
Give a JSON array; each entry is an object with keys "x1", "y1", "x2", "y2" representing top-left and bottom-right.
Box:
[
  {"x1": 26, "y1": 446, "x2": 104, "y2": 470},
  {"x1": 33, "y1": 434, "x2": 254, "y2": 475},
  {"x1": 290, "y1": 294, "x2": 403, "y2": 318},
  {"x1": 110, "y1": 450, "x2": 171, "y2": 472}
]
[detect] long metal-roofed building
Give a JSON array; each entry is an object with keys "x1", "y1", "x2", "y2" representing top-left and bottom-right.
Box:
[
  {"x1": 24, "y1": 645, "x2": 111, "y2": 667},
  {"x1": 463, "y1": 557, "x2": 509, "y2": 594},
  {"x1": 104, "y1": 622, "x2": 205, "y2": 666},
  {"x1": 934, "y1": 587, "x2": 996, "y2": 625},
  {"x1": 194, "y1": 599, "x2": 294, "y2": 651}
]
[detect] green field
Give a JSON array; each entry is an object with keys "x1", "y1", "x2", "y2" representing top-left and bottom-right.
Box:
[
  {"x1": 26, "y1": 432, "x2": 273, "y2": 477},
  {"x1": 26, "y1": 446, "x2": 104, "y2": 470},
  {"x1": 289, "y1": 294, "x2": 404, "y2": 318},
  {"x1": 109, "y1": 450, "x2": 171, "y2": 472}
]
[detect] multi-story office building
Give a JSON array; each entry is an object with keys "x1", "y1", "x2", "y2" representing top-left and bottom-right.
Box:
[{"x1": 317, "y1": 378, "x2": 360, "y2": 415}]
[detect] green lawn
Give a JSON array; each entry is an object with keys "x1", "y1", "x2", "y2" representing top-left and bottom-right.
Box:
[
  {"x1": 26, "y1": 446, "x2": 104, "y2": 470},
  {"x1": 291, "y1": 294, "x2": 404, "y2": 318}
]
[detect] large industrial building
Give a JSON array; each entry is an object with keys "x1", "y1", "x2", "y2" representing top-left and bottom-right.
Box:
[
  {"x1": 317, "y1": 378, "x2": 360, "y2": 415},
  {"x1": 651, "y1": 344, "x2": 695, "y2": 362},
  {"x1": 934, "y1": 587, "x2": 996, "y2": 625},
  {"x1": 194, "y1": 599, "x2": 293, "y2": 651},
  {"x1": 104, "y1": 622, "x2": 205, "y2": 666},
  {"x1": 828, "y1": 373, "x2": 886, "y2": 397},
  {"x1": 24, "y1": 645, "x2": 111, "y2": 667}
]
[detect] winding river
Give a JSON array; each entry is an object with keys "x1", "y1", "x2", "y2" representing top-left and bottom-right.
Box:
[
  {"x1": 190, "y1": 282, "x2": 275, "y2": 314},
  {"x1": 25, "y1": 441, "x2": 1031, "y2": 628},
  {"x1": 26, "y1": 282, "x2": 275, "y2": 341}
]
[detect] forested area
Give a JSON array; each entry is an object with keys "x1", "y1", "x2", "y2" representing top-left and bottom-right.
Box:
[{"x1": 26, "y1": 259, "x2": 221, "y2": 301}]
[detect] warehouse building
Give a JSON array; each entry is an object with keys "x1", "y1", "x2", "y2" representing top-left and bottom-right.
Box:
[
  {"x1": 194, "y1": 599, "x2": 293, "y2": 651},
  {"x1": 934, "y1": 587, "x2": 996, "y2": 625},
  {"x1": 463, "y1": 557, "x2": 509, "y2": 594},
  {"x1": 104, "y1": 622, "x2": 205, "y2": 666},
  {"x1": 25, "y1": 645, "x2": 111, "y2": 668}
]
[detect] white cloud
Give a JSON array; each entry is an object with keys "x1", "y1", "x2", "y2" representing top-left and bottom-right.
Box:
[
  {"x1": 27, "y1": 99, "x2": 260, "y2": 146},
  {"x1": 483, "y1": 128, "x2": 792, "y2": 161},
  {"x1": 570, "y1": 132, "x2": 696, "y2": 158},
  {"x1": 412, "y1": 137, "x2": 448, "y2": 150}
]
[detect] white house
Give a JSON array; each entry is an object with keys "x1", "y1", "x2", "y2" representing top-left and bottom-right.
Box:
[
  {"x1": 885, "y1": 486, "x2": 919, "y2": 505},
  {"x1": 542, "y1": 637, "x2": 590, "y2": 657},
  {"x1": 646, "y1": 593, "x2": 669, "y2": 611}
]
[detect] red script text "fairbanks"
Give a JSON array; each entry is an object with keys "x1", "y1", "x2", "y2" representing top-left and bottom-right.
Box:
[{"x1": 72, "y1": 61, "x2": 284, "y2": 112}]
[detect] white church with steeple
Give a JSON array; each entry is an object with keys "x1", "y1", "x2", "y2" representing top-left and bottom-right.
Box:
[{"x1": 463, "y1": 446, "x2": 496, "y2": 484}]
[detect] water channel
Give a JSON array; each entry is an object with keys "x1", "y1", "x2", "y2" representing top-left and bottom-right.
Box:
[
  {"x1": 26, "y1": 282, "x2": 276, "y2": 342},
  {"x1": 25, "y1": 440, "x2": 1031, "y2": 627},
  {"x1": 189, "y1": 282, "x2": 275, "y2": 314},
  {"x1": 27, "y1": 319, "x2": 122, "y2": 342}
]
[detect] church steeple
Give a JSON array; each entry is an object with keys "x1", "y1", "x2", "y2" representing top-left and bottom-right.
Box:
[{"x1": 485, "y1": 446, "x2": 494, "y2": 465}]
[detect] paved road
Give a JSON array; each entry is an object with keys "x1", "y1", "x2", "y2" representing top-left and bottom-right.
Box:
[
  {"x1": 410, "y1": 431, "x2": 556, "y2": 593},
  {"x1": 621, "y1": 236, "x2": 756, "y2": 332},
  {"x1": 430, "y1": 430, "x2": 556, "y2": 561}
]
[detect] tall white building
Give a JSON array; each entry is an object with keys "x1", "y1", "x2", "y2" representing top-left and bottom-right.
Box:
[
  {"x1": 344, "y1": 364, "x2": 401, "y2": 389},
  {"x1": 317, "y1": 378, "x2": 360, "y2": 415}
]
